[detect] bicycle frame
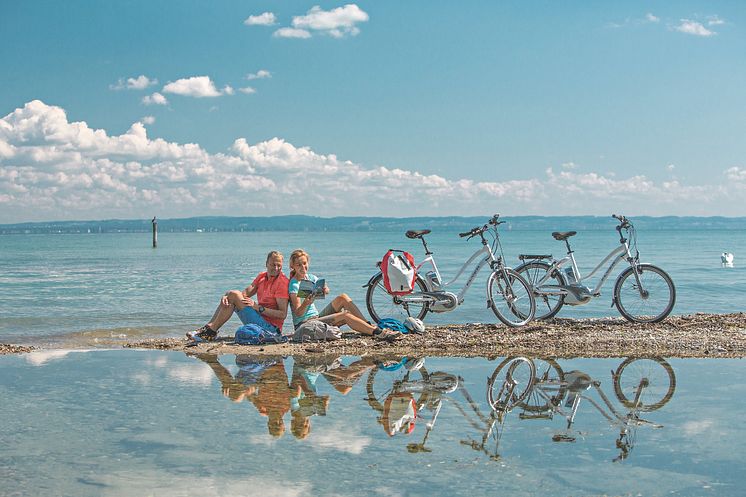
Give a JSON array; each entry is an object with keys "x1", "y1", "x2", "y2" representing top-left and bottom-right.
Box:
[
  {"x1": 535, "y1": 236, "x2": 637, "y2": 297},
  {"x1": 411, "y1": 243, "x2": 499, "y2": 303}
]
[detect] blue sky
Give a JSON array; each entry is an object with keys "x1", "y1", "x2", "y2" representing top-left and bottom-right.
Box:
[{"x1": 1, "y1": 1, "x2": 745, "y2": 222}]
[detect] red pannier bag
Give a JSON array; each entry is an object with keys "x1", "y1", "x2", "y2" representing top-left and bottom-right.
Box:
[{"x1": 381, "y1": 250, "x2": 416, "y2": 296}]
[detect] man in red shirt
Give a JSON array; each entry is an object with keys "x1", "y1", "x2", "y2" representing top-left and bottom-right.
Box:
[{"x1": 188, "y1": 251, "x2": 290, "y2": 342}]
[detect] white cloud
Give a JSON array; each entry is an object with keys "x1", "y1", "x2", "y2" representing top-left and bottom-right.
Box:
[
  {"x1": 561, "y1": 162, "x2": 579, "y2": 170},
  {"x1": 25, "y1": 349, "x2": 91, "y2": 366},
  {"x1": 725, "y1": 166, "x2": 746, "y2": 181},
  {"x1": 239, "y1": 86, "x2": 257, "y2": 94},
  {"x1": 244, "y1": 12, "x2": 277, "y2": 26},
  {"x1": 308, "y1": 424, "x2": 371, "y2": 454},
  {"x1": 247, "y1": 70, "x2": 272, "y2": 80},
  {"x1": 110, "y1": 75, "x2": 158, "y2": 91},
  {"x1": 141, "y1": 116, "x2": 156, "y2": 125},
  {"x1": 645, "y1": 13, "x2": 660, "y2": 23},
  {"x1": 273, "y1": 27, "x2": 312, "y2": 39},
  {"x1": 167, "y1": 363, "x2": 215, "y2": 386},
  {"x1": 142, "y1": 92, "x2": 168, "y2": 106},
  {"x1": 2, "y1": 100, "x2": 746, "y2": 222},
  {"x1": 675, "y1": 19, "x2": 715, "y2": 37},
  {"x1": 291, "y1": 4, "x2": 369, "y2": 38},
  {"x1": 162, "y1": 76, "x2": 231, "y2": 98},
  {"x1": 667, "y1": 164, "x2": 675, "y2": 171},
  {"x1": 682, "y1": 419, "x2": 714, "y2": 436},
  {"x1": 708, "y1": 16, "x2": 725, "y2": 26}
]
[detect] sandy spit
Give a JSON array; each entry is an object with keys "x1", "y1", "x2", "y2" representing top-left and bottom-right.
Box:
[{"x1": 117, "y1": 313, "x2": 746, "y2": 359}]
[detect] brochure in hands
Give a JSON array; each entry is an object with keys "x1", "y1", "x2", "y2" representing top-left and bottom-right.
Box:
[{"x1": 298, "y1": 278, "x2": 326, "y2": 299}]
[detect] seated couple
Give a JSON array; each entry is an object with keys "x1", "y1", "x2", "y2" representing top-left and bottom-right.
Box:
[{"x1": 188, "y1": 249, "x2": 400, "y2": 342}]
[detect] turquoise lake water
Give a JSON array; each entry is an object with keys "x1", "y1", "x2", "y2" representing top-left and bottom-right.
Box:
[
  {"x1": 1, "y1": 226, "x2": 744, "y2": 495},
  {"x1": 0, "y1": 228, "x2": 744, "y2": 345},
  {"x1": 1, "y1": 351, "x2": 744, "y2": 496}
]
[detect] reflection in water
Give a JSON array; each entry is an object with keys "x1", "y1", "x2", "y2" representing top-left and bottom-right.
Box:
[{"x1": 190, "y1": 353, "x2": 676, "y2": 462}]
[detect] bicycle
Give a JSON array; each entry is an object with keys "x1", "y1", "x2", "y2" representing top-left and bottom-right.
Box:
[
  {"x1": 516, "y1": 356, "x2": 676, "y2": 462},
  {"x1": 514, "y1": 214, "x2": 676, "y2": 322},
  {"x1": 364, "y1": 214, "x2": 536, "y2": 328}
]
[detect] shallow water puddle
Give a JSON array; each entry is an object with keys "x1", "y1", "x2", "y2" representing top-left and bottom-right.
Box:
[{"x1": 1, "y1": 351, "x2": 744, "y2": 496}]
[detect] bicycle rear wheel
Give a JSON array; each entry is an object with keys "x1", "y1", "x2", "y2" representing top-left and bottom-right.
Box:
[
  {"x1": 613, "y1": 357, "x2": 676, "y2": 411},
  {"x1": 614, "y1": 264, "x2": 676, "y2": 323},
  {"x1": 488, "y1": 357, "x2": 536, "y2": 410},
  {"x1": 487, "y1": 268, "x2": 535, "y2": 327},
  {"x1": 514, "y1": 261, "x2": 566, "y2": 320},
  {"x1": 365, "y1": 273, "x2": 429, "y2": 323}
]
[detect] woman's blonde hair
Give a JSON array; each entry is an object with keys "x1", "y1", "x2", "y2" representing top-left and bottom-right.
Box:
[{"x1": 289, "y1": 249, "x2": 310, "y2": 279}]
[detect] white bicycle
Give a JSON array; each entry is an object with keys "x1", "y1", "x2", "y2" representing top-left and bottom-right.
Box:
[
  {"x1": 514, "y1": 214, "x2": 676, "y2": 322},
  {"x1": 364, "y1": 215, "x2": 536, "y2": 328}
]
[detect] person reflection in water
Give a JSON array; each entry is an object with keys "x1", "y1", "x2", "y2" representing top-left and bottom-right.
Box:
[
  {"x1": 195, "y1": 354, "x2": 300, "y2": 438},
  {"x1": 289, "y1": 356, "x2": 377, "y2": 439}
]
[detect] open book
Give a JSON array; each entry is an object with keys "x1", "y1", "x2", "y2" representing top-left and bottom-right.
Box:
[{"x1": 297, "y1": 278, "x2": 326, "y2": 299}]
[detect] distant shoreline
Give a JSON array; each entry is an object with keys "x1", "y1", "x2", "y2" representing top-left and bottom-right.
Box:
[
  {"x1": 3, "y1": 214, "x2": 746, "y2": 234},
  {"x1": 4, "y1": 313, "x2": 745, "y2": 359}
]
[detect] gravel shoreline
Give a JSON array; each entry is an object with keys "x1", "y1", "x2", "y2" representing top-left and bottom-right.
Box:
[
  {"x1": 3, "y1": 313, "x2": 745, "y2": 359},
  {"x1": 125, "y1": 313, "x2": 746, "y2": 359}
]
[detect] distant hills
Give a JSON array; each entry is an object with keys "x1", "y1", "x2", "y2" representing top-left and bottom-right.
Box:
[{"x1": 1, "y1": 215, "x2": 745, "y2": 234}]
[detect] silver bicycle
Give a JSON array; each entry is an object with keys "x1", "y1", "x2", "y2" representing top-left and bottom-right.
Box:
[
  {"x1": 514, "y1": 214, "x2": 676, "y2": 322},
  {"x1": 364, "y1": 215, "x2": 536, "y2": 328}
]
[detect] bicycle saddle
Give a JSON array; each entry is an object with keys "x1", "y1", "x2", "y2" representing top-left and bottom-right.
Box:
[
  {"x1": 552, "y1": 231, "x2": 576, "y2": 241},
  {"x1": 406, "y1": 230, "x2": 431, "y2": 239}
]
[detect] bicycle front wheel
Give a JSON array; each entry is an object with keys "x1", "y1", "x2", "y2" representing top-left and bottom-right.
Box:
[
  {"x1": 514, "y1": 261, "x2": 565, "y2": 320},
  {"x1": 487, "y1": 268, "x2": 536, "y2": 327},
  {"x1": 614, "y1": 264, "x2": 676, "y2": 323},
  {"x1": 613, "y1": 357, "x2": 676, "y2": 411},
  {"x1": 365, "y1": 273, "x2": 429, "y2": 323}
]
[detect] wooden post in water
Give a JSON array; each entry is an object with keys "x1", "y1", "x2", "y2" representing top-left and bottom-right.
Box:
[{"x1": 152, "y1": 216, "x2": 158, "y2": 248}]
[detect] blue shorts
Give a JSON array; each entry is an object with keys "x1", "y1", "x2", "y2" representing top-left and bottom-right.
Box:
[{"x1": 236, "y1": 307, "x2": 279, "y2": 333}]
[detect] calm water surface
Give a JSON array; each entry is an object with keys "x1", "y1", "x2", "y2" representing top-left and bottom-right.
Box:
[
  {"x1": 0, "y1": 228, "x2": 744, "y2": 345},
  {"x1": 0, "y1": 351, "x2": 744, "y2": 496}
]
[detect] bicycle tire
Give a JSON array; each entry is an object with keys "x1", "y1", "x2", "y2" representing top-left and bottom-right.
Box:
[
  {"x1": 614, "y1": 264, "x2": 676, "y2": 323},
  {"x1": 518, "y1": 358, "x2": 566, "y2": 412},
  {"x1": 613, "y1": 357, "x2": 676, "y2": 411},
  {"x1": 487, "y1": 357, "x2": 536, "y2": 410},
  {"x1": 365, "y1": 273, "x2": 429, "y2": 324},
  {"x1": 514, "y1": 261, "x2": 566, "y2": 320},
  {"x1": 487, "y1": 268, "x2": 536, "y2": 327}
]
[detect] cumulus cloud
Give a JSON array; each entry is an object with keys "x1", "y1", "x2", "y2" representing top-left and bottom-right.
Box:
[
  {"x1": 110, "y1": 75, "x2": 158, "y2": 91},
  {"x1": 707, "y1": 16, "x2": 725, "y2": 26},
  {"x1": 142, "y1": 92, "x2": 168, "y2": 106},
  {"x1": 244, "y1": 12, "x2": 276, "y2": 26},
  {"x1": 239, "y1": 87, "x2": 257, "y2": 94},
  {"x1": 675, "y1": 19, "x2": 716, "y2": 37},
  {"x1": 162, "y1": 76, "x2": 232, "y2": 98},
  {"x1": 141, "y1": 116, "x2": 156, "y2": 125},
  {"x1": 1, "y1": 100, "x2": 745, "y2": 222},
  {"x1": 645, "y1": 13, "x2": 660, "y2": 23},
  {"x1": 273, "y1": 27, "x2": 312, "y2": 39},
  {"x1": 247, "y1": 70, "x2": 271, "y2": 80},
  {"x1": 275, "y1": 4, "x2": 368, "y2": 38},
  {"x1": 725, "y1": 166, "x2": 746, "y2": 181}
]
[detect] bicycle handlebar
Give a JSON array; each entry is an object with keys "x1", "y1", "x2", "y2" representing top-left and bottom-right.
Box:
[
  {"x1": 459, "y1": 215, "x2": 504, "y2": 238},
  {"x1": 612, "y1": 214, "x2": 632, "y2": 230}
]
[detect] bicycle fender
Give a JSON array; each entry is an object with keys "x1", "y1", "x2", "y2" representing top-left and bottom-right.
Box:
[{"x1": 363, "y1": 271, "x2": 382, "y2": 288}]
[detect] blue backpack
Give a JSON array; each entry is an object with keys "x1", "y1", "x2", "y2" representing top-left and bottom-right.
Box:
[
  {"x1": 376, "y1": 318, "x2": 409, "y2": 334},
  {"x1": 234, "y1": 324, "x2": 288, "y2": 345}
]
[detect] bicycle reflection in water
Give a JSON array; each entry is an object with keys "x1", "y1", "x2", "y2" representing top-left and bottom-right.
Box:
[
  {"x1": 193, "y1": 353, "x2": 377, "y2": 439},
  {"x1": 366, "y1": 356, "x2": 676, "y2": 462},
  {"x1": 514, "y1": 357, "x2": 676, "y2": 462}
]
